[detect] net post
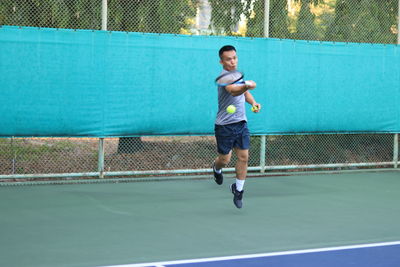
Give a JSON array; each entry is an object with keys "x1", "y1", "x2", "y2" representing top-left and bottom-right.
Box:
[
  {"x1": 263, "y1": 0, "x2": 270, "y2": 38},
  {"x1": 260, "y1": 135, "x2": 267, "y2": 173},
  {"x1": 101, "y1": 0, "x2": 108, "y2": 31},
  {"x1": 394, "y1": 134, "x2": 399, "y2": 168},
  {"x1": 98, "y1": 138, "x2": 105, "y2": 178}
]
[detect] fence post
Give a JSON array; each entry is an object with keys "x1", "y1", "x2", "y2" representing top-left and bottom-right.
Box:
[
  {"x1": 260, "y1": 135, "x2": 266, "y2": 173},
  {"x1": 101, "y1": 0, "x2": 108, "y2": 31},
  {"x1": 98, "y1": 138, "x2": 105, "y2": 178},
  {"x1": 394, "y1": 134, "x2": 399, "y2": 168},
  {"x1": 261, "y1": 0, "x2": 270, "y2": 173},
  {"x1": 11, "y1": 137, "x2": 16, "y2": 174},
  {"x1": 264, "y1": 0, "x2": 270, "y2": 38}
]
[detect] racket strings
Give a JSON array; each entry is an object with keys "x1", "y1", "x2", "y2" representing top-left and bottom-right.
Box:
[{"x1": 215, "y1": 70, "x2": 244, "y2": 86}]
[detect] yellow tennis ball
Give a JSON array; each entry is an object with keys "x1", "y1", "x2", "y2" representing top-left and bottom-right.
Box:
[
  {"x1": 226, "y1": 105, "x2": 236, "y2": 114},
  {"x1": 251, "y1": 106, "x2": 259, "y2": 112}
]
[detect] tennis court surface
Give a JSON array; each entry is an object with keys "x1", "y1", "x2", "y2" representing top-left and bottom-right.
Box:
[{"x1": 1, "y1": 170, "x2": 399, "y2": 267}]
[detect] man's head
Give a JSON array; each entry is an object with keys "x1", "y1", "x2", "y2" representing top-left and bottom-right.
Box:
[{"x1": 219, "y1": 45, "x2": 237, "y2": 71}]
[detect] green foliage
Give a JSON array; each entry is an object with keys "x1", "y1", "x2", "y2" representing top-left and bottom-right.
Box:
[
  {"x1": 108, "y1": 0, "x2": 197, "y2": 33},
  {"x1": 246, "y1": 0, "x2": 292, "y2": 38},
  {"x1": 246, "y1": 0, "x2": 264, "y2": 37},
  {"x1": 0, "y1": 0, "x2": 101, "y2": 29},
  {"x1": 245, "y1": 0, "x2": 397, "y2": 43},
  {"x1": 0, "y1": 0, "x2": 397, "y2": 42},
  {"x1": 325, "y1": 0, "x2": 397, "y2": 43},
  {"x1": 295, "y1": 0, "x2": 319, "y2": 40},
  {"x1": 0, "y1": 0, "x2": 196, "y2": 33},
  {"x1": 209, "y1": 0, "x2": 247, "y2": 35},
  {"x1": 269, "y1": 0, "x2": 291, "y2": 38}
]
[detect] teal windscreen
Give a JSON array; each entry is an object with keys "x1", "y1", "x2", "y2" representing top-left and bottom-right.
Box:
[{"x1": 1, "y1": 26, "x2": 399, "y2": 137}]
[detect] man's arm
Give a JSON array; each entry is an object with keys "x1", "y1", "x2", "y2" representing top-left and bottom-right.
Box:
[
  {"x1": 225, "y1": 81, "x2": 256, "y2": 97},
  {"x1": 245, "y1": 91, "x2": 262, "y2": 113},
  {"x1": 244, "y1": 91, "x2": 256, "y2": 106}
]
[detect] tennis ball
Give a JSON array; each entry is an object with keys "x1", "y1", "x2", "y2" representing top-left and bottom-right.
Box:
[
  {"x1": 226, "y1": 105, "x2": 236, "y2": 114},
  {"x1": 251, "y1": 106, "x2": 259, "y2": 112}
]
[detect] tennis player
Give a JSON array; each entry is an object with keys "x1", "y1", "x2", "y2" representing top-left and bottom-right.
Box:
[{"x1": 212, "y1": 45, "x2": 261, "y2": 209}]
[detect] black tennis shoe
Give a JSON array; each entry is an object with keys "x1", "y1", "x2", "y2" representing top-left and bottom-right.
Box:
[
  {"x1": 212, "y1": 162, "x2": 223, "y2": 185},
  {"x1": 230, "y1": 183, "x2": 244, "y2": 209}
]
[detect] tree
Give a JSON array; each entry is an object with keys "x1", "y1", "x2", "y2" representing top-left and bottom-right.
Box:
[
  {"x1": 325, "y1": 0, "x2": 397, "y2": 44},
  {"x1": 269, "y1": 0, "x2": 291, "y2": 38},
  {"x1": 294, "y1": 0, "x2": 319, "y2": 40},
  {"x1": 245, "y1": 0, "x2": 266, "y2": 37},
  {"x1": 0, "y1": 0, "x2": 102, "y2": 29},
  {"x1": 208, "y1": 0, "x2": 246, "y2": 35},
  {"x1": 108, "y1": 0, "x2": 197, "y2": 33}
]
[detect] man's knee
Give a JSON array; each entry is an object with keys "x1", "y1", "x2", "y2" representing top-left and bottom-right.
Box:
[
  {"x1": 218, "y1": 153, "x2": 231, "y2": 166},
  {"x1": 236, "y1": 150, "x2": 249, "y2": 163}
]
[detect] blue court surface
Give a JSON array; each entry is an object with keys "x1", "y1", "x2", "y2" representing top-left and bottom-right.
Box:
[{"x1": 104, "y1": 242, "x2": 400, "y2": 267}]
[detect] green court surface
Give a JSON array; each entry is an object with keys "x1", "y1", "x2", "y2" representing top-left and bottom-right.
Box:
[{"x1": 0, "y1": 171, "x2": 399, "y2": 267}]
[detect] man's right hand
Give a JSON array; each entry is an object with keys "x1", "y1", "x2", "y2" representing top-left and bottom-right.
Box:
[{"x1": 245, "y1": 80, "x2": 257, "y2": 90}]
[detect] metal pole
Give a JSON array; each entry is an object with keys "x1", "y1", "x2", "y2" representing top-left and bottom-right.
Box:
[
  {"x1": 260, "y1": 136, "x2": 266, "y2": 173},
  {"x1": 98, "y1": 138, "x2": 105, "y2": 178},
  {"x1": 11, "y1": 137, "x2": 16, "y2": 174},
  {"x1": 101, "y1": 0, "x2": 108, "y2": 31},
  {"x1": 394, "y1": 134, "x2": 398, "y2": 168},
  {"x1": 264, "y1": 0, "x2": 270, "y2": 37}
]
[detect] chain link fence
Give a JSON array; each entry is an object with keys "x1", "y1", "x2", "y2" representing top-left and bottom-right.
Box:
[
  {"x1": 1, "y1": 0, "x2": 399, "y2": 43},
  {"x1": 1, "y1": 0, "x2": 399, "y2": 180},
  {"x1": 0, "y1": 135, "x2": 398, "y2": 180}
]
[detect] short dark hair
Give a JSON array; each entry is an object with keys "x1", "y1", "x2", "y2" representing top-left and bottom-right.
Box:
[{"x1": 219, "y1": 45, "x2": 236, "y2": 58}]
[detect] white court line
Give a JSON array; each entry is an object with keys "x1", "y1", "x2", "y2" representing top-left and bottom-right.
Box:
[{"x1": 99, "y1": 241, "x2": 400, "y2": 267}]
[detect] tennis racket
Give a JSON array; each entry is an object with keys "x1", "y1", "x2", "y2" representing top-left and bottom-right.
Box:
[{"x1": 215, "y1": 70, "x2": 245, "y2": 86}]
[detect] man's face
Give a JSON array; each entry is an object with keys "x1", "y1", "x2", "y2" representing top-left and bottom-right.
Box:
[{"x1": 220, "y1": 50, "x2": 238, "y2": 71}]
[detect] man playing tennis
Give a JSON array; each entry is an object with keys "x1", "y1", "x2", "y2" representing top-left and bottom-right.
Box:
[{"x1": 213, "y1": 45, "x2": 261, "y2": 209}]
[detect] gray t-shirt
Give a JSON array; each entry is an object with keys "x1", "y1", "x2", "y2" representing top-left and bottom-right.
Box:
[{"x1": 215, "y1": 70, "x2": 247, "y2": 125}]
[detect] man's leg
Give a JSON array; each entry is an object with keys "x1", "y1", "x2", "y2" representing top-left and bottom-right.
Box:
[
  {"x1": 230, "y1": 148, "x2": 248, "y2": 209},
  {"x1": 234, "y1": 148, "x2": 248, "y2": 182},
  {"x1": 215, "y1": 152, "x2": 232, "y2": 170},
  {"x1": 213, "y1": 152, "x2": 231, "y2": 185}
]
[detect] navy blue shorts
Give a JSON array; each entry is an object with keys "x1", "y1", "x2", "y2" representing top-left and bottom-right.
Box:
[{"x1": 214, "y1": 121, "x2": 250, "y2": 155}]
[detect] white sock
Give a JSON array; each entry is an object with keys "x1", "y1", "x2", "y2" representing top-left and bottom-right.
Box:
[{"x1": 236, "y1": 179, "x2": 245, "y2": 191}]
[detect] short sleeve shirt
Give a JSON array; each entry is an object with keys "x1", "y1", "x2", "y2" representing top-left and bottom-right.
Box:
[{"x1": 215, "y1": 70, "x2": 247, "y2": 125}]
